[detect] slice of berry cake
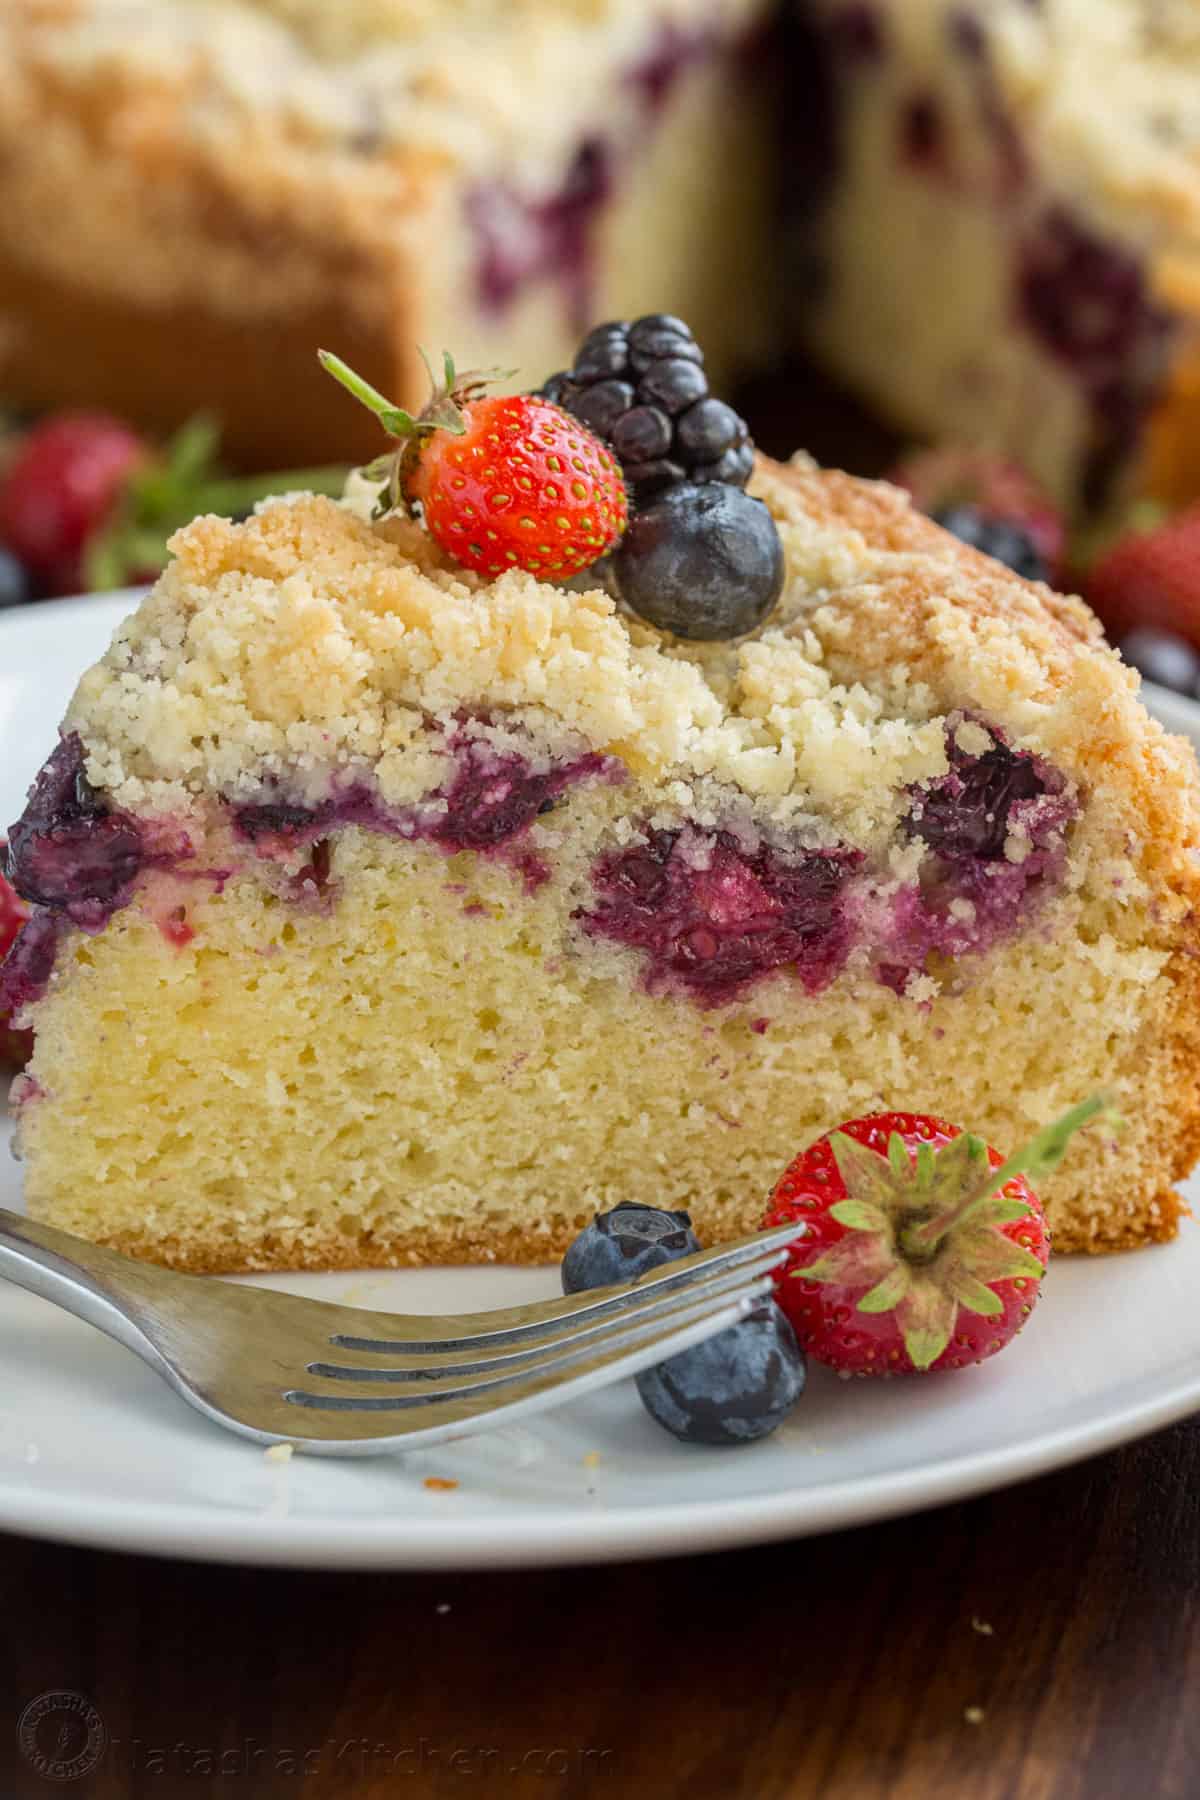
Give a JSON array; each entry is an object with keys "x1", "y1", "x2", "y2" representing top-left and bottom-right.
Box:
[{"x1": 5, "y1": 446, "x2": 1200, "y2": 1270}]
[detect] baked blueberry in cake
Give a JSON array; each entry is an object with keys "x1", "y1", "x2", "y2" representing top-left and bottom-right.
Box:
[
  {"x1": 791, "y1": 0, "x2": 1200, "y2": 514},
  {"x1": 4, "y1": 322, "x2": 1200, "y2": 1272}
]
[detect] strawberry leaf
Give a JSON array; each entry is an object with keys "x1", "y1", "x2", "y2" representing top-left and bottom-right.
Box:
[
  {"x1": 360, "y1": 454, "x2": 397, "y2": 483},
  {"x1": 900, "y1": 1323, "x2": 953, "y2": 1371},
  {"x1": 857, "y1": 1264, "x2": 912, "y2": 1314},
  {"x1": 902, "y1": 1099, "x2": 1113, "y2": 1256},
  {"x1": 423, "y1": 397, "x2": 468, "y2": 435},
  {"x1": 829, "y1": 1199, "x2": 889, "y2": 1233},
  {"x1": 790, "y1": 1233, "x2": 896, "y2": 1292},
  {"x1": 828, "y1": 1131, "x2": 903, "y2": 1215},
  {"x1": 955, "y1": 1227, "x2": 1046, "y2": 1286},
  {"x1": 969, "y1": 1194, "x2": 1033, "y2": 1228},
  {"x1": 945, "y1": 1272, "x2": 1004, "y2": 1317},
  {"x1": 895, "y1": 1281, "x2": 958, "y2": 1371},
  {"x1": 887, "y1": 1132, "x2": 912, "y2": 1183},
  {"x1": 920, "y1": 1130, "x2": 989, "y2": 1215}
]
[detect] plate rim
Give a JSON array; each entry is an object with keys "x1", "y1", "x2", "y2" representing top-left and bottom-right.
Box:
[{"x1": 0, "y1": 1360, "x2": 1196, "y2": 1568}]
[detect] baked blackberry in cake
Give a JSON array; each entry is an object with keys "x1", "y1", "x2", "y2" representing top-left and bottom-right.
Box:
[
  {"x1": 0, "y1": 0, "x2": 772, "y2": 467},
  {"x1": 790, "y1": 0, "x2": 1200, "y2": 514},
  {"x1": 4, "y1": 441, "x2": 1199, "y2": 1270}
]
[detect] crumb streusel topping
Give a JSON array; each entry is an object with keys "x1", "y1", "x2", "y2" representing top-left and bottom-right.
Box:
[{"x1": 65, "y1": 459, "x2": 1144, "y2": 868}]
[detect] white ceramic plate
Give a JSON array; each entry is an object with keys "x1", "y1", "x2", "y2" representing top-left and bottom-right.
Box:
[{"x1": 1, "y1": 593, "x2": 1198, "y2": 1570}]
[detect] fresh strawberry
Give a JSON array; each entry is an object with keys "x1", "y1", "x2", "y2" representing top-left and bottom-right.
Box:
[
  {"x1": 763, "y1": 1097, "x2": 1113, "y2": 1375},
  {"x1": 0, "y1": 412, "x2": 349, "y2": 599},
  {"x1": 0, "y1": 414, "x2": 146, "y2": 594},
  {"x1": 0, "y1": 845, "x2": 32, "y2": 1065},
  {"x1": 1084, "y1": 502, "x2": 1200, "y2": 649},
  {"x1": 320, "y1": 349, "x2": 628, "y2": 581},
  {"x1": 889, "y1": 446, "x2": 1067, "y2": 587}
]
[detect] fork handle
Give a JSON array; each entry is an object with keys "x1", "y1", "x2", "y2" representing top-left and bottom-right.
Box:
[{"x1": 0, "y1": 1206, "x2": 176, "y2": 1373}]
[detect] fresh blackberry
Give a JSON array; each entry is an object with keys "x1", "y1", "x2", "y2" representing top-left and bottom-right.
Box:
[
  {"x1": 541, "y1": 314, "x2": 755, "y2": 500},
  {"x1": 930, "y1": 504, "x2": 1049, "y2": 583}
]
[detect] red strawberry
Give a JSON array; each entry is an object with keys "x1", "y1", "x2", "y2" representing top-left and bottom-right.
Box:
[
  {"x1": 0, "y1": 413, "x2": 350, "y2": 599},
  {"x1": 320, "y1": 349, "x2": 628, "y2": 581},
  {"x1": 0, "y1": 413, "x2": 146, "y2": 594},
  {"x1": 1084, "y1": 503, "x2": 1200, "y2": 649},
  {"x1": 0, "y1": 845, "x2": 32, "y2": 1065},
  {"x1": 763, "y1": 1097, "x2": 1113, "y2": 1375},
  {"x1": 889, "y1": 446, "x2": 1066, "y2": 586}
]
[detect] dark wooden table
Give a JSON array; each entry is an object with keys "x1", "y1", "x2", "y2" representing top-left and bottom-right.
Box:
[{"x1": 2, "y1": 1418, "x2": 1197, "y2": 1800}]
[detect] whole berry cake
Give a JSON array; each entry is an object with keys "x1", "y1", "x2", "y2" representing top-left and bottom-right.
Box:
[
  {"x1": 791, "y1": 0, "x2": 1200, "y2": 515},
  {"x1": 5, "y1": 375, "x2": 1200, "y2": 1268},
  {"x1": 0, "y1": 0, "x2": 771, "y2": 468}
]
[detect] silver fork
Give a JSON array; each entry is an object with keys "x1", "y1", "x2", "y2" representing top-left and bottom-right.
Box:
[{"x1": 0, "y1": 1210, "x2": 802, "y2": 1456}]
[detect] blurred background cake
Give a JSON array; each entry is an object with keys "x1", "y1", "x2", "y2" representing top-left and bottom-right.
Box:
[
  {"x1": 6, "y1": 0, "x2": 1200, "y2": 521},
  {"x1": 0, "y1": 0, "x2": 773, "y2": 468},
  {"x1": 789, "y1": 0, "x2": 1200, "y2": 517}
]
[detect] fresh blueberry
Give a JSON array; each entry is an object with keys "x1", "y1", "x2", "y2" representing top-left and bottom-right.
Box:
[
  {"x1": 638, "y1": 356, "x2": 709, "y2": 416},
  {"x1": 613, "y1": 483, "x2": 785, "y2": 640},
  {"x1": 930, "y1": 504, "x2": 1048, "y2": 582},
  {"x1": 561, "y1": 1202, "x2": 700, "y2": 1294},
  {"x1": 1118, "y1": 627, "x2": 1200, "y2": 695},
  {"x1": 0, "y1": 547, "x2": 31, "y2": 609},
  {"x1": 636, "y1": 1302, "x2": 806, "y2": 1446}
]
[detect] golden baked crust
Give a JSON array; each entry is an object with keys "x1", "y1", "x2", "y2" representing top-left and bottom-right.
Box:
[{"x1": 12, "y1": 457, "x2": 1200, "y2": 1268}]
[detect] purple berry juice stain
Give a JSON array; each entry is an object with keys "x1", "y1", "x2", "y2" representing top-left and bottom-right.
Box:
[{"x1": 581, "y1": 827, "x2": 860, "y2": 1007}]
